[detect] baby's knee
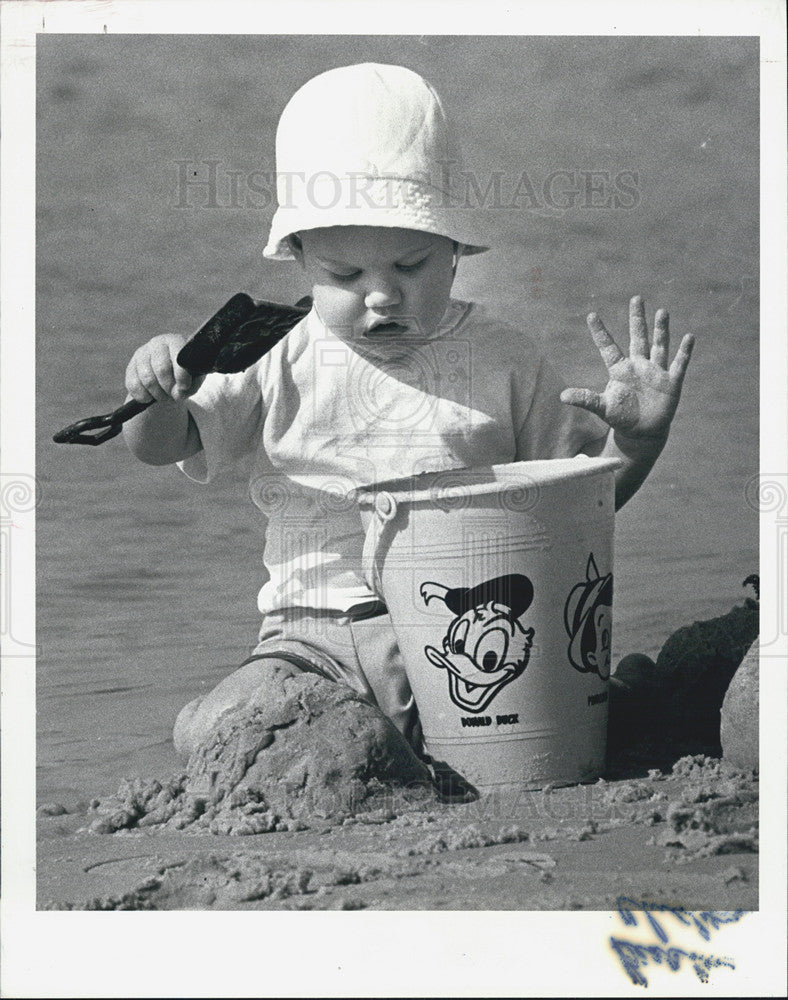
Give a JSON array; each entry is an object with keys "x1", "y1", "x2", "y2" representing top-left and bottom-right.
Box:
[
  {"x1": 173, "y1": 694, "x2": 205, "y2": 759},
  {"x1": 172, "y1": 656, "x2": 300, "y2": 759}
]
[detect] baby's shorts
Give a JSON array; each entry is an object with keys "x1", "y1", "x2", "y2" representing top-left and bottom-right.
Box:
[{"x1": 243, "y1": 605, "x2": 422, "y2": 751}]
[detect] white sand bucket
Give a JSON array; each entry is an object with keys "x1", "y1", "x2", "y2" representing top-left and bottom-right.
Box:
[{"x1": 356, "y1": 457, "x2": 620, "y2": 792}]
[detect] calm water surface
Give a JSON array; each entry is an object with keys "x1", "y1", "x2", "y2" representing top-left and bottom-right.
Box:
[{"x1": 36, "y1": 36, "x2": 758, "y2": 804}]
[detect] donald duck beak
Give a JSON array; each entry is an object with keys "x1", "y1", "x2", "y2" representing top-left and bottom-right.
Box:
[{"x1": 424, "y1": 646, "x2": 517, "y2": 713}]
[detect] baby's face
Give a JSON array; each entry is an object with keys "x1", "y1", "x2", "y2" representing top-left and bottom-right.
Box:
[{"x1": 296, "y1": 226, "x2": 455, "y2": 339}]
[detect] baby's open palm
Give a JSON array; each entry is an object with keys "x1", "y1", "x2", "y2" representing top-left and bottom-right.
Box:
[{"x1": 561, "y1": 296, "x2": 694, "y2": 440}]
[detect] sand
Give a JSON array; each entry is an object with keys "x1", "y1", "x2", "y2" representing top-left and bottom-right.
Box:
[
  {"x1": 85, "y1": 667, "x2": 431, "y2": 837},
  {"x1": 37, "y1": 595, "x2": 760, "y2": 911},
  {"x1": 721, "y1": 639, "x2": 759, "y2": 770},
  {"x1": 37, "y1": 755, "x2": 758, "y2": 911}
]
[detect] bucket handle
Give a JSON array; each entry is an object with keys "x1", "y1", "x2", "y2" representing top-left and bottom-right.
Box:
[{"x1": 361, "y1": 491, "x2": 398, "y2": 594}]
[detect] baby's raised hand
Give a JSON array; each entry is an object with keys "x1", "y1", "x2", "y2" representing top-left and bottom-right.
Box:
[
  {"x1": 560, "y1": 296, "x2": 694, "y2": 441},
  {"x1": 125, "y1": 334, "x2": 205, "y2": 405}
]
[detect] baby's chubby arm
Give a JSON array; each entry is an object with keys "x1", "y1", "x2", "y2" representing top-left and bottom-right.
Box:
[
  {"x1": 562, "y1": 296, "x2": 694, "y2": 510},
  {"x1": 122, "y1": 334, "x2": 204, "y2": 465}
]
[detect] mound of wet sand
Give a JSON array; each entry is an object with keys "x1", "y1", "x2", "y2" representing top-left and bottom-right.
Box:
[
  {"x1": 87, "y1": 667, "x2": 432, "y2": 836},
  {"x1": 720, "y1": 638, "x2": 759, "y2": 770}
]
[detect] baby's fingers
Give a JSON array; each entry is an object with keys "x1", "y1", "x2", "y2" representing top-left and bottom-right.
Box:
[
  {"x1": 587, "y1": 313, "x2": 625, "y2": 370},
  {"x1": 125, "y1": 336, "x2": 188, "y2": 403},
  {"x1": 628, "y1": 295, "x2": 650, "y2": 359},
  {"x1": 166, "y1": 339, "x2": 198, "y2": 400},
  {"x1": 125, "y1": 352, "x2": 163, "y2": 403},
  {"x1": 650, "y1": 309, "x2": 670, "y2": 368},
  {"x1": 145, "y1": 340, "x2": 180, "y2": 400},
  {"x1": 560, "y1": 386, "x2": 606, "y2": 420},
  {"x1": 668, "y1": 333, "x2": 695, "y2": 387}
]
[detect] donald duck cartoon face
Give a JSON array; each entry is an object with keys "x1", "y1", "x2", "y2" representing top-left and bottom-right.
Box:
[{"x1": 421, "y1": 574, "x2": 535, "y2": 714}]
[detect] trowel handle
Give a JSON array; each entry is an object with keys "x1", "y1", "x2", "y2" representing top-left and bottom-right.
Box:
[{"x1": 52, "y1": 398, "x2": 153, "y2": 445}]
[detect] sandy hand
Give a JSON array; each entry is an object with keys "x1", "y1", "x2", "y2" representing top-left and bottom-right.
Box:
[
  {"x1": 125, "y1": 334, "x2": 206, "y2": 405},
  {"x1": 560, "y1": 296, "x2": 694, "y2": 441}
]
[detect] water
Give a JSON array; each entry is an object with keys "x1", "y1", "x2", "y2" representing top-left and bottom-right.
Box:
[{"x1": 35, "y1": 36, "x2": 758, "y2": 804}]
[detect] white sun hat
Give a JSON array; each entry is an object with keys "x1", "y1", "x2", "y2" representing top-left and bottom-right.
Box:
[{"x1": 263, "y1": 62, "x2": 491, "y2": 260}]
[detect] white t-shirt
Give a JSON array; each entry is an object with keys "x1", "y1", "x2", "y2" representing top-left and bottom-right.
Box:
[{"x1": 180, "y1": 299, "x2": 606, "y2": 613}]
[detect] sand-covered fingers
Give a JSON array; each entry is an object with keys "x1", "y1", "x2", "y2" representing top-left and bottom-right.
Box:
[
  {"x1": 559, "y1": 386, "x2": 606, "y2": 420},
  {"x1": 628, "y1": 294, "x2": 651, "y2": 359},
  {"x1": 586, "y1": 312, "x2": 625, "y2": 370},
  {"x1": 668, "y1": 332, "x2": 695, "y2": 388},
  {"x1": 650, "y1": 308, "x2": 670, "y2": 367}
]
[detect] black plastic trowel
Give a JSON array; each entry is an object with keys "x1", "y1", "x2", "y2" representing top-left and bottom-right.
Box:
[{"x1": 53, "y1": 293, "x2": 311, "y2": 446}]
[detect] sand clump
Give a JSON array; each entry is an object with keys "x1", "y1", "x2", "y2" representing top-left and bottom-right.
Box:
[
  {"x1": 720, "y1": 638, "x2": 758, "y2": 769},
  {"x1": 88, "y1": 667, "x2": 432, "y2": 836},
  {"x1": 655, "y1": 755, "x2": 759, "y2": 860},
  {"x1": 594, "y1": 753, "x2": 758, "y2": 854},
  {"x1": 399, "y1": 823, "x2": 533, "y2": 857}
]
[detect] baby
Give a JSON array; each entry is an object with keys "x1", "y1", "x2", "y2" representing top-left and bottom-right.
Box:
[{"x1": 122, "y1": 63, "x2": 693, "y2": 758}]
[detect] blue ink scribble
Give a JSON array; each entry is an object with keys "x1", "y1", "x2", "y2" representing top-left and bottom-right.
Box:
[
  {"x1": 610, "y1": 898, "x2": 746, "y2": 986},
  {"x1": 616, "y1": 896, "x2": 746, "y2": 943},
  {"x1": 610, "y1": 937, "x2": 736, "y2": 987}
]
